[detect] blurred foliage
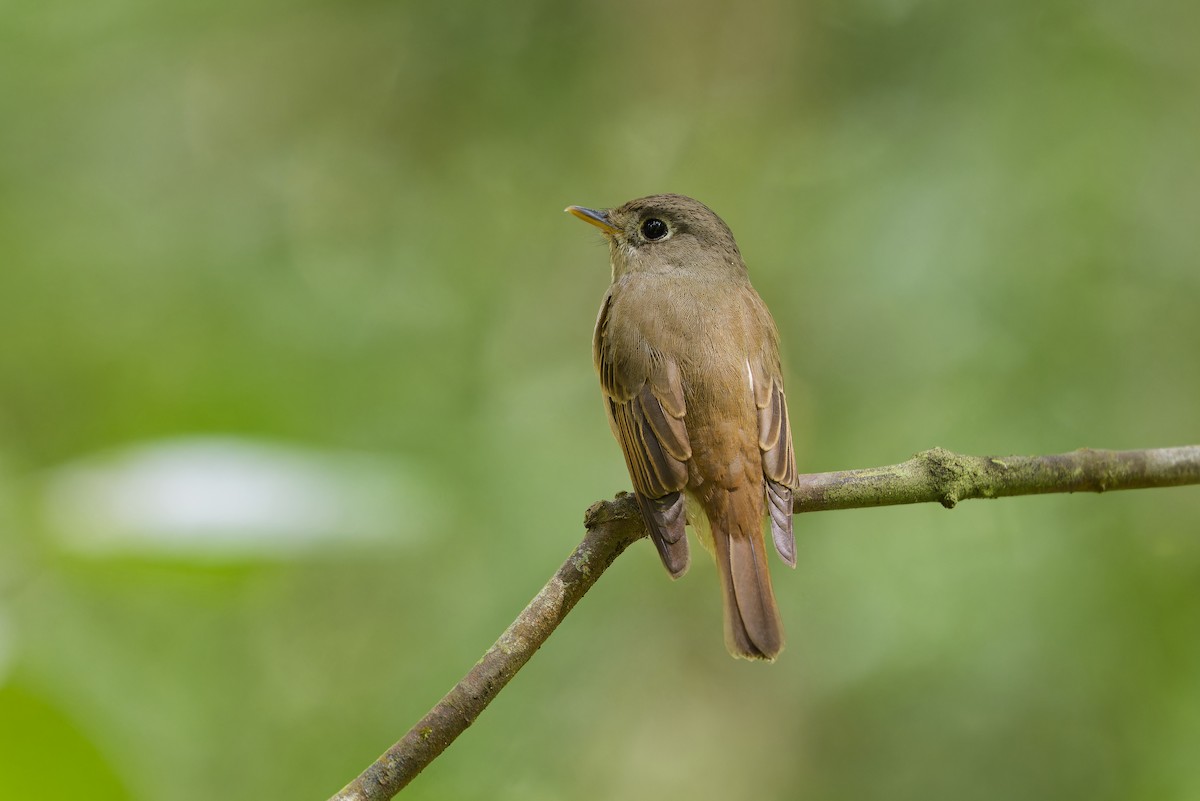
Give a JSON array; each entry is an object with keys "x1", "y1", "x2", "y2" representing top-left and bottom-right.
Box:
[{"x1": 1, "y1": 0, "x2": 1199, "y2": 799}]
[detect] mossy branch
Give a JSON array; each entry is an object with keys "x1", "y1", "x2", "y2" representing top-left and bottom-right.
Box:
[
  {"x1": 792, "y1": 445, "x2": 1200, "y2": 510},
  {"x1": 327, "y1": 445, "x2": 1200, "y2": 801}
]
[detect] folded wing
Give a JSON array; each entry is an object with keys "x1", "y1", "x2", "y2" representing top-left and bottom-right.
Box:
[{"x1": 595, "y1": 294, "x2": 693, "y2": 577}]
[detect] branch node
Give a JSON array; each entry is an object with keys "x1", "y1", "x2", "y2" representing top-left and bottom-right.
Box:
[
  {"x1": 584, "y1": 491, "x2": 640, "y2": 529},
  {"x1": 920, "y1": 446, "x2": 971, "y2": 509}
]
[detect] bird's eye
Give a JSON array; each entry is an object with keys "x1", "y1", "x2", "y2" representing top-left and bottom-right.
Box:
[{"x1": 640, "y1": 218, "x2": 668, "y2": 241}]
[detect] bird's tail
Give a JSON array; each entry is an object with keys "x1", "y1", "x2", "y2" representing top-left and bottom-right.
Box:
[{"x1": 695, "y1": 489, "x2": 784, "y2": 661}]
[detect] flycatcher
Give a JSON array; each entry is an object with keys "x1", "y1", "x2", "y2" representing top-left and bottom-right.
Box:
[{"x1": 567, "y1": 194, "x2": 799, "y2": 661}]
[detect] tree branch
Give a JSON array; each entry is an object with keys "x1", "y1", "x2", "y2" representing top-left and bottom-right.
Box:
[
  {"x1": 327, "y1": 445, "x2": 1200, "y2": 800},
  {"x1": 328, "y1": 497, "x2": 646, "y2": 801},
  {"x1": 792, "y1": 445, "x2": 1200, "y2": 511}
]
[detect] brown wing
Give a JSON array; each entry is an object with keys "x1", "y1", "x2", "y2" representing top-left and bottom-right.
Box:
[
  {"x1": 594, "y1": 292, "x2": 693, "y2": 577},
  {"x1": 751, "y1": 354, "x2": 799, "y2": 568}
]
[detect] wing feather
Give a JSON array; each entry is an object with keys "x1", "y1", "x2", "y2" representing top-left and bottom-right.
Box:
[
  {"x1": 595, "y1": 291, "x2": 693, "y2": 576},
  {"x1": 638, "y1": 388, "x2": 691, "y2": 462},
  {"x1": 750, "y1": 356, "x2": 799, "y2": 565}
]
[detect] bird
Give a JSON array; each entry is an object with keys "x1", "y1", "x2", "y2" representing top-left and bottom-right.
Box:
[{"x1": 566, "y1": 193, "x2": 799, "y2": 661}]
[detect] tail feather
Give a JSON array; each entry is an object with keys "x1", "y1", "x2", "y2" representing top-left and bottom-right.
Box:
[{"x1": 707, "y1": 493, "x2": 784, "y2": 661}]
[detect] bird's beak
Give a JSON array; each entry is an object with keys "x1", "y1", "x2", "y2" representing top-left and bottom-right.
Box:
[{"x1": 565, "y1": 205, "x2": 620, "y2": 236}]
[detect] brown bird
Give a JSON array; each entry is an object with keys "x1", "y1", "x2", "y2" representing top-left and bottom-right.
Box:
[{"x1": 567, "y1": 194, "x2": 799, "y2": 661}]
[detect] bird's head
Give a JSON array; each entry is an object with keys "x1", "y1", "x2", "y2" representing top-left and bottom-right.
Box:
[{"x1": 567, "y1": 193, "x2": 744, "y2": 281}]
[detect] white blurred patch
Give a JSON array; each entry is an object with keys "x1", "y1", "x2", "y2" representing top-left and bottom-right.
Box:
[{"x1": 40, "y1": 437, "x2": 437, "y2": 559}]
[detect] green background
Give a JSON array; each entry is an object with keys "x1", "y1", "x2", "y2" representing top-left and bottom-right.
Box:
[{"x1": 2, "y1": 0, "x2": 1198, "y2": 798}]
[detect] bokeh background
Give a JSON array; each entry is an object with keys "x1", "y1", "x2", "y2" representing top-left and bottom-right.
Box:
[{"x1": 2, "y1": 0, "x2": 1199, "y2": 798}]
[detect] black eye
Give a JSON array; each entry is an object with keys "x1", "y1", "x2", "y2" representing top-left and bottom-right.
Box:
[{"x1": 640, "y1": 218, "x2": 668, "y2": 241}]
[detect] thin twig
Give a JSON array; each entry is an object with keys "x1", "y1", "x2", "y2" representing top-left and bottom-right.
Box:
[
  {"x1": 329, "y1": 498, "x2": 645, "y2": 800},
  {"x1": 328, "y1": 445, "x2": 1200, "y2": 800}
]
